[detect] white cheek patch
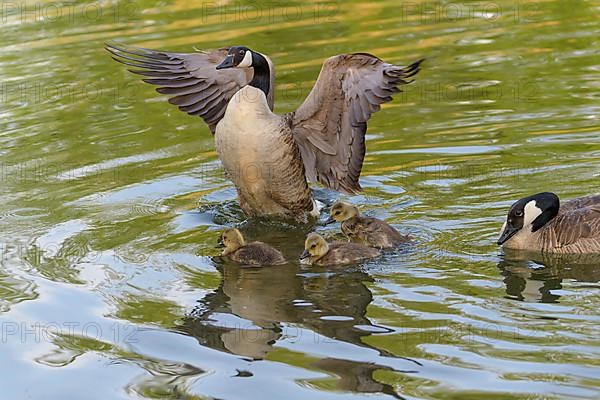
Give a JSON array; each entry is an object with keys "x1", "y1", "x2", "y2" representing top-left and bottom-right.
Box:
[
  {"x1": 523, "y1": 200, "x2": 542, "y2": 228},
  {"x1": 238, "y1": 51, "x2": 253, "y2": 68}
]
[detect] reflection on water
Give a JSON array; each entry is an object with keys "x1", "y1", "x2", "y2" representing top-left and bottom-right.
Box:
[
  {"x1": 183, "y1": 220, "x2": 422, "y2": 398},
  {"x1": 499, "y1": 250, "x2": 600, "y2": 303},
  {"x1": 182, "y1": 263, "x2": 416, "y2": 397},
  {"x1": 1, "y1": 0, "x2": 600, "y2": 398}
]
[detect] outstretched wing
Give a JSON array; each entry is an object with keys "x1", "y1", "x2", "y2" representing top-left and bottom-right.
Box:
[
  {"x1": 106, "y1": 43, "x2": 275, "y2": 133},
  {"x1": 291, "y1": 54, "x2": 422, "y2": 194}
]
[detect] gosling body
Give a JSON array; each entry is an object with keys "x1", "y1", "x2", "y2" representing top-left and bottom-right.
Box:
[
  {"x1": 329, "y1": 201, "x2": 409, "y2": 249},
  {"x1": 300, "y1": 233, "x2": 380, "y2": 266},
  {"x1": 219, "y1": 228, "x2": 286, "y2": 266}
]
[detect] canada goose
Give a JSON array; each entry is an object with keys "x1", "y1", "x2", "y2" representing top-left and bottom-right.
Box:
[
  {"x1": 218, "y1": 228, "x2": 286, "y2": 265},
  {"x1": 327, "y1": 201, "x2": 410, "y2": 248},
  {"x1": 300, "y1": 232, "x2": 380, "y2": 266},
  {"x1": 106, "y1": 43, "x2": 422, "y2": 222},
  {"x1": 497, "y1": 192, "x2": 600, "y2": 253}
]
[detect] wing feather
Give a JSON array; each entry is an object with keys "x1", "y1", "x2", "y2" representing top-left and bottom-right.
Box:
[
  {"x1": 106, "y1": 43, "x2": 275, "y2": 134},
  {"x1": 559, "y1": 194, "x2": 600, "y2": 213},
  {"x1": 292, "y1": 54, "x2": 422, "y2": 193},
  {"x1": 552, "y1": 200, "x2": 600, "y2": 248}
]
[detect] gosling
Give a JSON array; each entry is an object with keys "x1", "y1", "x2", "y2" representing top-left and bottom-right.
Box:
[
  {"x1": 218, "y1": 228, "x2": 286, "y2": 266},
  {"x1": 497, "y1": 192, "x2": 600, "y2": 253},
  {"x1": 327, "y1": 201, "x2": 410, "y2": 249},
  {"x1": 300, "y1": 233, "x2": 380, "y2": 266}
]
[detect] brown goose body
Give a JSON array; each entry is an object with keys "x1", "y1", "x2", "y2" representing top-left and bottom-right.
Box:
[
  {"x1": 107, "y1": 44, "x2": 422, "y2": 221},
  {"x1": 342, "y1": 216, "x2": 410, "y2": 249},
  {"x1": 499, "y1": 193, "x2": 600, "y2": 254},
  {"x1": 215, "y1": 86, "x2": 315, "y2": 220},
  {"x1": 227, "y1": 242, "x2": 287, "y2": 266}
]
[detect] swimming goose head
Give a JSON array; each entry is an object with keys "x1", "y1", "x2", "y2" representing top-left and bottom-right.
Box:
[
  {"x1": 218, "y1": 228, "x2": 246, "y2": 256},
  {"x1": 300, "y1": 233, "x2": 329, "y2": 264},
  {"x1": 497, "y1": 192, "x2": 560, "y2": 246},
  {"x1": 326, "y1": 201, "x2": 359, "y2": 224}
]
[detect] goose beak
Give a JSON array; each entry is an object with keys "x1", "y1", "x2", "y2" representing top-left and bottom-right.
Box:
[
  {"x1": 216, "y1": 56, "x2": 235, "y2": 70},
  {"x1": 324, "y1": 216, "x2": 336, "y2": 224},
  {"x1": 497, "y1": 225, "x2": 519, "y2": 246},
  {"x1": 299, "y1": 249, "x2": 310, "y2": 260}
]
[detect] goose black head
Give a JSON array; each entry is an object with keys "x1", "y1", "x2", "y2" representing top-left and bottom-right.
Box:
[
  {"x1": 216, "y1": 46, "x2": 270, "y2": 97},
  {"x1": 216, "y1": 46, "x2": 254, "y2": 70},
  {"x1": 497, "y1": 192, "x2": 560, "y2": 246}
]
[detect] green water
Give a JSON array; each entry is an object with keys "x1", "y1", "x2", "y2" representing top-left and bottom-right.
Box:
[{"x1": 1, "y1": 0, "x2": 599, "y2": 398}]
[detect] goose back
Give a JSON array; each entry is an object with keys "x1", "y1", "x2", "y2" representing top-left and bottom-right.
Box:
[{"x1": 542, "y1": 197, "x2": 600, "y2": 253}]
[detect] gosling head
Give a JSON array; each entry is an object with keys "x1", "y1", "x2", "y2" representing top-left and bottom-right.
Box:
[
  {"x1": 218, "y1": 228, "x2": 246, "y2": 255},
  {"x1": 300, "y1": 233, "x2": 329, "y2": 264},
  {"x1": 216, "y1": 46, "x2": 254, "y2": 70},
  {"x1": 326, "y1": 201, "x2": 359, "y2": 224},
  {"x1": 497, "y1": 192, "x2": 560, "y2": 246}
]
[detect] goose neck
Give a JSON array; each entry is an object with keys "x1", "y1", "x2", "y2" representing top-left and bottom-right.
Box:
[{"x1": 249, "y1": 52, "x2": 270, "y2": 97}]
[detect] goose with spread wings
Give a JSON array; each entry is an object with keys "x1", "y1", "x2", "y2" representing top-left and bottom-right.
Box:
[{"x1": 106, "y1": 44, "x2": 422, "y2": 221}]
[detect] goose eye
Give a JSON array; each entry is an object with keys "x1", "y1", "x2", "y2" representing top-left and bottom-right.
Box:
[
  {"x1": 311, "y1": 244, "x2": 316, "y2": 249},
  {"x1": 515, "y1": 210, "x2": 523, "y2": 217},
  {"x1": 240, "y1": 50, "x2": 245, "y2": 56}
]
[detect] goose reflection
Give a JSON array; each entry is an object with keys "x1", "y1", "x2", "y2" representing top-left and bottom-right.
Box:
[
  {"x1": 498, "y1": 249, "x2": 600, "y2": 303},
  {"x1": 180, "y1": 224, "x2": 414, "y2": 398}
]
